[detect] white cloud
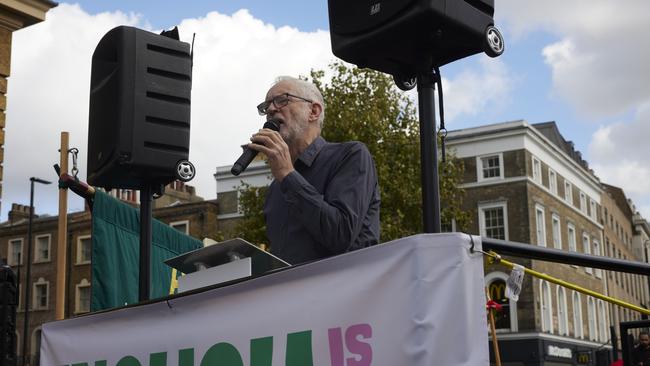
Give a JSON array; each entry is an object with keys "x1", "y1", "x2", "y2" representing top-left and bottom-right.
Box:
[
  {"x1": 497, "y1": 0, "x2": 650, "y2": 219},
  {"x1": 498, "y1": 0, "x2": 650, "y2": 119},
  {"x1": 2, "y1": 4, "x2": 333, "y2": 219}
]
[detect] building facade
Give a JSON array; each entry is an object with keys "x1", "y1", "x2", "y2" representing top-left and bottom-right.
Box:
[
  {"x1": 0, "y1": 183, "x2": 220, "y2": 365},
  {"x1": 446, "y1": 120, "x2": 648, "y2": 365}
]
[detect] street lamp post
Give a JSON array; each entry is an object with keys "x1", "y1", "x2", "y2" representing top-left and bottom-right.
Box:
[{"x1": 21, "y1": 177, "x2": 51, "y2": 366}]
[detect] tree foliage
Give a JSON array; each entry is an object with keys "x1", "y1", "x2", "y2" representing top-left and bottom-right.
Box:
[{"x1": 233, "y1": 62, "x2": 470, "y2": 245}]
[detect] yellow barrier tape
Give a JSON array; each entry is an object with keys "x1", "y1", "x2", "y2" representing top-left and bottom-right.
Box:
[{"x1": 485, "y1": 250, "x2": 650, "y2": 316}]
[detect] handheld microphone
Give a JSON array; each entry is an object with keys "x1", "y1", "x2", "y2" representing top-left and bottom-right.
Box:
[{"x1": 231, "y1": 119, "x2": 280, "y2": 176}]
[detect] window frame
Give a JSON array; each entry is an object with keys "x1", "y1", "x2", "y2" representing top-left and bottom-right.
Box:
[
  {"x1": 169, "y1": 220, "x2": 190, "y2": 235},
  {"x1": 476, "y1": 153, "x2": 504, "y2": 182},
  {"x1": 587, "y1": 297, "x2": 597, "y2": 341},
  {"x1": 32, "y1": 278, "x2": 49, "y2": 311},
  {"x1": 532, "y1": 156, "x2": 542, "y2": 184},
  {"x1": 7, "y1": 238, "x2": 24, "y2": 266},
  {"x1": 579, "y1": 192, "x2": 587, "y2": 215},
  {"x1": 485, "y1": 271, "x2": 519, "y2": 332},
  {"x1": 76, "y1": 235, "x2": 92, "y2": 265},
  {"x1": 567, "y1": 223, "x2": 577, "y2": 252},
  {"x1": 75, "y1": 279, "x2": 91, "y2": 314},
  {"x1": 572, "y1": 291, "x2": 584, "y2": 339},
  {"x1": 564, "y1": 180, "x2": 573, "y2": 205},
  {"x1": 593, "y1": 239, "x2": 602, "y2": 278},
  {"x1": 478, "y1": 202, "x2": 509, "y2": 241},
  {"x1": 556, "y1": 286, "x2": 569, "y2": 336},
  {"x1": 548, "y1": 169, "x2": 557, "y2": 195},
  {"x1": 540, "y1": 280, "x2": 554, "y2": 333},
  {"x1": 551, "y1": 214, "x2": 562, "y2": 250},
  {"x1": 583, "y1": 233, "x2": 592, "y2": 274},
  {"x1": 535, "y1": 204, "x2": 546, "y2": 247},
  {"x1": 33, "y1": 234, "x2": 51, "y2": 263}
]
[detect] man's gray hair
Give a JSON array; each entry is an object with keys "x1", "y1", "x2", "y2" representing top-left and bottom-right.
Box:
[{"x1": 274, "y1": 76, "x2": 326, "y2": 127}]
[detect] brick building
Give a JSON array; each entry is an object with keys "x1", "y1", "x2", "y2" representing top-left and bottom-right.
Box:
[
  {"x1": 447, "y1": 120, "x2": 649, "y2": 364},
  {"x1": 0, "y1": 182, "x2": 220, "y2": 365}
]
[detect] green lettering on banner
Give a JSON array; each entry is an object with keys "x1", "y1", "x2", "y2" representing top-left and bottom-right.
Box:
[
  {"x1": 116, "y1": 356, "x2": 142, "y2": 366},
  {"x1": 250, "y1": 337, "x2": 273, "y2": 366},
  {"x1": 150, "y1": 352, "x2": 166, "y2": 366},
  {"x1": 285, "y1": 331, "x2": 313, "y2": 366},
  {"x1": 201, "y1": 342, "x2": 244, "y2": 366},
  {"x1": 179, "y1": 348, "x2": 195, "y2": 366}
]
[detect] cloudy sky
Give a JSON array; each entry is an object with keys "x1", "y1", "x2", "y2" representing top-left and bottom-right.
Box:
[{"x1": 3, "y1": 0, "x2": 650, "y2": 222}]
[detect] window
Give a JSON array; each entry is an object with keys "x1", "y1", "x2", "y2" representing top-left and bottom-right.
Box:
[
  {"x1": 590, "y1": 199, "x2": 597, "y2": 221},
  {"x1": 593, "y1": 240, "x2": 602, "y2": 278},
  {"x1": 487, "y1": 277, "x2": 512, "y2": 331},
  {"x1": 535, "y1": 205, "x2": 546, "y2": 247},
  {"x1": 587, "y1": 297, "x2": 597, "y2": 341},
  {"x1": 548, "y1": 169, "x2": 557, "y2": 195},
  {"x1": 567, "y1": 224, "x2": 577, "y2": 252},
  {"x1": 552, "y1": 214, "x2": 562, "y2": 250},
  {"x1": 572, "y1": 292, "x2": 583, "y2": 339},
  {"x1": 478, "y1": 202, "x2": 508, "y2": 240},
  {"x1": 557, "y1": 286, "x2": 569, "y2": 336},
  {"x1": 580, "y1": 192, "x2": 587, "y2": 215},
  {"x1": 540, "y1": 280, "x2": 553, "y2": 333},
  {"x1": 76, "y1": 235, "x2": 91, "y2": 264},
  {"x1": 75, "y1": 279, "x2": 91, "y2": 314},
  {"x1": 170, "y1": 220, "x2": 189, "y2": 235},
  {"x1": 33, "y1": 278, "x2": 49, "y2": 310},
  {"x1": 583, "y1": 234, "x2": 592, "y2": 274},
  {"x1": 7, "y1": 238, "x2": 23, "y2": 266},
  {"x1": 477, "y1": 154, "x2": 504, "y2": 181},
  {"x1": 34, "y1": 234, "x2": 51, "y2": 262},
  {"x1": 564, "y1": 181, "x2": 573, "y2": 205},
  {"x1": 532, "y1": 156, "x2": 542, "y2": 183},
  {"x1": 598, "y1": 300, "x2": 608, "y2": 342}
]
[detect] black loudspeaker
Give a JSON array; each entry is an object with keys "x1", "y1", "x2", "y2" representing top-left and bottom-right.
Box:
[
  {"x1": 87, "y1": 26, "x2": 195, "y2": 189},
  {"x1": 0, "y1": 265, "x2": 17, "y2": 366},
  {"x1": 328, "y1": 0, "x2": 503, "y2": 78}
]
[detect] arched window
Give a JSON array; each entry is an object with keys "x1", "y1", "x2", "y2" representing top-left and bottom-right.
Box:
[
  {"x1": 540, "y1": 280, "x2": 553, "y2": 333},
  {"x1": 597, "y1": 300, "x2": 607, "y2": 342},
  {"x1": 485, "y1": 272, "x2": 518, "y2": 332},
  {"x1": 587, "y1": 297, "x2": 597, "y2": 341},
  {"x1": 556, "y1": 286, "x2": 568, "y2": 336},
  {"x1": 572, "y1": 291, "x2": 583, "y2": 339}
]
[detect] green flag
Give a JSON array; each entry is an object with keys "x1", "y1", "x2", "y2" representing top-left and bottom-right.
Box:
[{"x1": 91, "y1": 190, "x2": 202, "y2": 311}]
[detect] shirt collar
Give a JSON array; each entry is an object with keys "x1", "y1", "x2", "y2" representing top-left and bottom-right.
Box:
[{"x1": 297, "y1": 136, "x2": 326, "y2": 167}]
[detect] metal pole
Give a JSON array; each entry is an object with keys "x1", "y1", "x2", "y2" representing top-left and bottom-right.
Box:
[
  {"x1": 139, "y1": 183, "x2": 152, "y2": 302},
  {"x1": 21, "y1": 177, "x2": 50, "y2": 366},
  {"x1": 416, "y1": 70, "x2": 441, "y2": 233},
  {"x1": 482, "y1": 237, "x2": 650, "y2": 275},
  {"x1": 22, "y1": 179, "x2": 35, "y2": 366},
  {"x1": 56, "y1": 132, "x2": 69, "y2": 320}
]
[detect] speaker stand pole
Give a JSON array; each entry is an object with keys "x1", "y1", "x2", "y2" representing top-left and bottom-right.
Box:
[
  {"x1": 139, "y1": 182, "x2": 153, "y2": 301},
  {"x1": 417, "y1": 69, "x2": 441, "y2": 233}
]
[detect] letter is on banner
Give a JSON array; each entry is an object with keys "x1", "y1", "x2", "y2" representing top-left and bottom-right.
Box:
[
  {"x1": 345, "y1": 324, "x2": 372, "y2": 366},
  {"x1": 328, "y1": 324, "x2": 373, "y2": 366}
]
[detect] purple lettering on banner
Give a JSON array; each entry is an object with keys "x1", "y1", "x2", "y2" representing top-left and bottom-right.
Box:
[
  {"x1": 345, "y1": 324, "x2": 373, "y2": 366},
  {"x1": 328, "y1": 327, "x2": 345, "y2": 366}
]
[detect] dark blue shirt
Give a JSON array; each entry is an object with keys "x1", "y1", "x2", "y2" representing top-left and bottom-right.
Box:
[{"x1": 264, "y1": 136, "x2": 380, "y2": 264}]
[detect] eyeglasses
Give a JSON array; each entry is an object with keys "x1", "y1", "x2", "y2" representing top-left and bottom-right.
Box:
[{"x1": 257, "y1": 93, "x2": 313, "y2": 115}]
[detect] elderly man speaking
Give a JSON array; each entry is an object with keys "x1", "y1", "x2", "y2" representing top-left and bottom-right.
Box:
[{"x1": 247, "y1": 76, "x2": 380, "y2": 264}]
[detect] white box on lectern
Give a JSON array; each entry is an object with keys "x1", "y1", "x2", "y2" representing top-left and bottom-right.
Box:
[{"x1": 165, "y1": 238, "x2": 289, "y2": 293}]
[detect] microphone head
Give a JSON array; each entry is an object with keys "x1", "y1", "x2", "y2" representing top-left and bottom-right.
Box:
[{"x1": 263, "y1": 119, "x2": 281, "y2": 131}]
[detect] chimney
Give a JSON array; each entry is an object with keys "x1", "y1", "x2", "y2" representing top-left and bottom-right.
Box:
[{"x1": 8, "y1": 203, "x2": 32, "y2": 223}]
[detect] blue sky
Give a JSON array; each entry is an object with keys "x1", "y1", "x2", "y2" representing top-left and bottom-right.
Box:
[{"x1": 3, "y1": 1, "x2": 650, "y2": 222}]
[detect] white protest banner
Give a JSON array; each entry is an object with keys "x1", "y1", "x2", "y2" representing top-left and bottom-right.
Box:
[{"x1": 42, "y1": 233, "x2": 488, "y2": 365}]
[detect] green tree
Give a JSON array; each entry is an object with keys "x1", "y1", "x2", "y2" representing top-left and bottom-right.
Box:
[{"x1": 233, "y1": 62, "x2": 470, "y2": 245}]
